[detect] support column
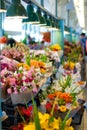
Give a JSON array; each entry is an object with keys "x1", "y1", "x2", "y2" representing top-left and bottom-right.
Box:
[
  {"x1": 59, "y1": 19, "x2": 64, "y2": 50},
  {"x1": 55, "y1": 0, "x2": 58, "y2": 17},
  {"x1": 0, "y1": 13, "x2": 3, "y2": 36},
  {"x1": 67, "y1": 9, "x2": 70, "y2": 26},
  {"x1": 69, "y1": 27, "x2": 72, "y2": 42},
  {"x1": 41, "y1": 0, "x2": 44, "y2": 6}
]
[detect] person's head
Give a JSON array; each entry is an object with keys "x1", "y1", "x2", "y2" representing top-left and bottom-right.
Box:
[
  {"x1": 80, "y1": 33, "x2": 86, "y2": 38},
  {"x1": 7, "y1": 38, "x2": 16, "y2": 47}
]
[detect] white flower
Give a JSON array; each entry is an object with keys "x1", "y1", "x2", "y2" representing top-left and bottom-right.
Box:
[
  {"x1": 22, "y1": 76, "x2": 26, "y2": 80},
  {"x1": 55, "y1": 86, "x2": 62, "y2": 91},
  {"x1": 23, "y1": 81, "x2": 27, "y2": 86},
  {"x1": 14, "y1": 71, "x2": 17, "y2": 76},
  {"x1": 65, "y1": 88, "x2": 71, "y2": 93},
  {"x1": 19, "y1": 66, "x2": 23, "y2": 70},
  {"x1": 74, "y1": 87, "x2": 81, "y2": 93},
  {"x1": 23, "y1": 71, "x2": 27, "y2": 75}
]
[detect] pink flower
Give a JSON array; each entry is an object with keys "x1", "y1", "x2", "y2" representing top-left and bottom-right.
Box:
[
  {"x1": 14, "y1": 91, "x2": 18, "y2": 94},
  {"x1": 33, "y1": 87, "x2": 37, "y2": 93},
  {"x1": 0, "y1": 68, "x2": 7, "y2": 76},
  {"x1": 7, "y1": 88, "x2": 12, "y2": 94},
  {"x1": 9, "y1": 78, "x2": 16, "y2": 85}
]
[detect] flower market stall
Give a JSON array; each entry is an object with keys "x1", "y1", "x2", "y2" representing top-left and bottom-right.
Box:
[{"x1": 0, "y1": 40, "x2": 86, "y2": 130}]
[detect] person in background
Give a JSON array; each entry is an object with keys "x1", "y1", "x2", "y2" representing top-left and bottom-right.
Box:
[
  {"x1": 40, "y1": 40, "x2": 45, "y2": 49},
  {"x1": 7, "y1": 38, "x2": 16, "y2": 47},
  {"x1": 80, "y1": 33, "x2": 87, "y2": 56}
]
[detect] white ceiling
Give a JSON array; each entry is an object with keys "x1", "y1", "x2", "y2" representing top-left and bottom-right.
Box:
[{"x1": 6, "y1": 0, "x2": 86, "y2": 33}]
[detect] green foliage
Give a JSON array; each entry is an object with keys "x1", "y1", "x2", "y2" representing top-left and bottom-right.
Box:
[
  {"x1": 58, "y1": 75, "x2": 72, "y2": 92},
  {"x1": 32, "y1": 54, "x2": 49, "y2": 63},
  {"x1": 26, "y1": 54, "x2": 30, "y2": 66},
  {"x1": 59, "y1": 110, "x2": 71, "y2": 130},
  {"x1": 32, "y1": 96, "x2": 42, "y2": 130},
  {"x1": 67, "y1": 46, "x2": 82, "y2": 63}
]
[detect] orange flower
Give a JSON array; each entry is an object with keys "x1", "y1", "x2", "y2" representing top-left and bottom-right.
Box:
[
  {"x1": 47, "y1": 94, "x2": 55, "y2": 100},
  {"x1": 23, "y1": 63, "x2": 30, "y2": 70},
  {"x1": 40, "y1": 68, "x2": 46, "y2": 74},
  {"x1": 0, "y1": 36, "x2": 7, "y2": 44},
  {"x1": 17, "y1": 63, "x2": 30, "y2": 70},
  {"x1": 78, "y1": 81, "x2": 84, "y2": 85},
  {"x1": 30, "y1": 60, "x2": 39, "y2": 68},
  {"x1": 59, "y1": 93, "x2": 72, "y2": 103},
  {"x1": 30, "y1": 60, "x2": 46, "y2": 71},
  {"x1": 59, "y1": 105, "x2": 67, "y2": 112},
  {"x1": 54, "y1": 91, "x2": 62, "y2": 97},
  {"x1": 38, "y1": 61, "x2": 46, "y2": 68}
]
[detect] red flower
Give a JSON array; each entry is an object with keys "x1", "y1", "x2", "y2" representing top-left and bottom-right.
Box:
[
  {"x1": 54, "y1": 104, "x2": 58, "y2": 111},
  {"x1": 12, "y1": 123, "x2": 24, "y2": 130},
  {"x1": 21, "y1": 106, "x2": 33, "y2": 117},
  {"x1": 45, "y1": 102, "x2": 52, "y2": 111}
]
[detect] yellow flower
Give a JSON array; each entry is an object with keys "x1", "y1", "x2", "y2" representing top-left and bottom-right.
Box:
[
  {"x1": 59, "y1": 105, "x2": 67, "y2": 112},
  {"x1": 17, "y1": 63, "x2": 30, "y2": 70},
  {"x1": 65, "y1": 126, "x2": 74, "y2": 130},
  {"x1": 23, "y1": 63, "x2": 30, "y2": 70},
  {"x1": 17, "y1": 63, "x2": 23, "y2": 67},
  {"x1": 24, "y1": 113, "x2": 74, "y2": 130},
  {"x1": 41, "y1": 121, "x2": 49, "y2": 130},
  {"x1": 53, "y1": 118, "x2": 60, "y2": 129},
  {"x1": 39, "y1": 113, "x2": 50, "y2": 124},
  {"x1": 24, "y1": 123, "x2": 35, "y2": 130},
  {"x1": 67, "y1": 61, "x2": 75, "y2": 70},
  {"x1": 66, "y1": 118, "x2": 72, "y2": 126},
  {"x1": 50, "y1": 44, "x2": 61, "y2": 51},
  {"x1": 41, "y1": 119, "x2": 60, "y2": 130}
]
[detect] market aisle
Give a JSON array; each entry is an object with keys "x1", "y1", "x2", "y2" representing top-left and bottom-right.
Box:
[
  {"x1": 79, "y1": 56, "x2": 87, "y2": 130},
  {"x1": 74, "y1": 57, "x2": 87, "y2": 130},
  {"x1": 83, "y1": 56, "x2": 87, "y2": 130}
]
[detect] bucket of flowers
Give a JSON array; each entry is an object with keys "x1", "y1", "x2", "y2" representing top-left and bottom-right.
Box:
[
  {"x1": 11, "y1": 97, "x2": 74, "y2": 130},
  {"x1": 1, "y1": 65, "x2": 38, "y2": 105}
]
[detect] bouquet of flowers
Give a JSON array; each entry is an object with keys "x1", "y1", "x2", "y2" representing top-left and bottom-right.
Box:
[
  {"x1": 6, "y1": 66, "x2": 36, "y2": 94},
  {"x1": 45, "y1": 91, "x2": 78, "y2": 114},
  {"x1": 11, "y1": 97, "x2": 74, "y2": 130},
  {"x1": 1, "y1": 65, "x2": 38, "y2": 104},
  {"x1": 0, "y1": 55, "x2": 18, "y2": 72},
  {"x1": 1, "y1": 46, "x2": 24, "y2": 62}
]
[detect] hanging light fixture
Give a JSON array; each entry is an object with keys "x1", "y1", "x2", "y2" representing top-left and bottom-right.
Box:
[
  {"x1": 64, "y1": 26, "x2": 70, "y2": 34},
  {"x1": 54, "y1": 19, "x2": 60, "y2": 30},
  {"x1": 43, "y1": 13, "x2": 52, "y2": 27},
  {"x1": 0, "y1": 0, "x2": 6, "y2": 12},
  {"x1": 36, "y1": 8, "x2": 46, "y2": 26},
  {"x1": 48, "y1": 17, "x2": 58, "y2": 30},
  {"x1": 22, "y1": 2, "x2": 39, "y2": 24},
  {"x1": 6, "y1": 0, "x2": 27, "y2": 19}
]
